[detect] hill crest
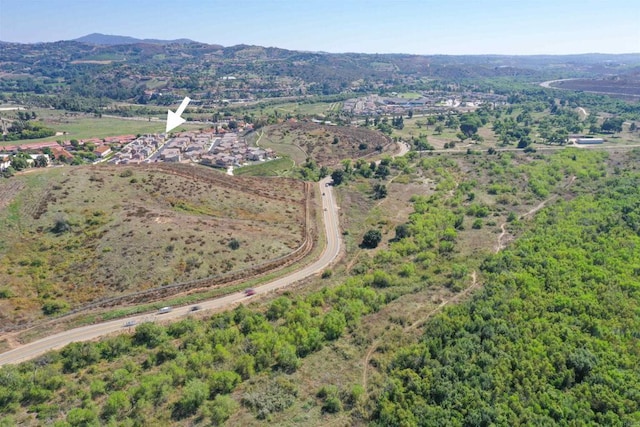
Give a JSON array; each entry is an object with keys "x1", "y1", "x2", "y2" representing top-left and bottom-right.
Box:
[{"x1": 74, "y1": 33, "x2": 197, "y2": 45}]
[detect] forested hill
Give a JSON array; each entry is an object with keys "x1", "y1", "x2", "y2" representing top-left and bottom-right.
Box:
[
  {"x1": 375, "y1": 162, "x2": 640, "y2": 425},
  {"x1": 2, "y1": 38, "x2": 640, "y2": 107}
]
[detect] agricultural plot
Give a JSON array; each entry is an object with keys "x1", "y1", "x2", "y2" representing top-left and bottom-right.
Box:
[{"x1": 0, "y1": 164, "x2": 307, "y2": 329}]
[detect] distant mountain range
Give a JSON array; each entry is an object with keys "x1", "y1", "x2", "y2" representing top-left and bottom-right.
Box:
[{"x1": 73, "y1": 33, "x2": 197, "y2": 45}]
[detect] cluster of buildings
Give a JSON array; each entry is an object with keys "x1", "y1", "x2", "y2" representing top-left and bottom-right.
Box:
[
  {"x1": 0, "y1": 125, "x2": 276, "y2": 171},
  {"x1": 202, "y1": 132, "x2": 275, "y2": 167},
  {"x1": 343, "y1": 92, "x2": 507, "y2": 116},
  {"x1": 107, "y1": 130, "x2": 275, "y2": 168},
  {"x1": 110, "y1": 134, "x2": 165, "y2": 164},
  {"x1": 158, "y1": 132, "x2": 215, "y2": 163}
]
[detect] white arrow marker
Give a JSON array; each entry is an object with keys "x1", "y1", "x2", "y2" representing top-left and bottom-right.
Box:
[{"x1": 166, "y1": 96, "x2": 191, "y2": 133}]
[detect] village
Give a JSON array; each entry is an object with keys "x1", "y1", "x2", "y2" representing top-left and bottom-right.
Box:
[{"x1": 0, "y1": 127, "x2": 276, "y2": 174}]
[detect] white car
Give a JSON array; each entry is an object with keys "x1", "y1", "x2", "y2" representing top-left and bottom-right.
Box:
[{"x1": 158, "y1": 306, "x2": 172, "y2": 314}]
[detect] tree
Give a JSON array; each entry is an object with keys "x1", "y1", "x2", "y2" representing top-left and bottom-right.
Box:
[
  {"x1": 372, "y1": 183, "x2": 388, "y2": 200},
  {"x1": 601, "y1": 117, "x2": 623, "y2": 134},
  {"x1": 34, "y1": 155, "x2": 48, "y2": 168},
  {"x1": 331, "y1": 169, "x2": 345, "y2": 185},
  {"x1": 1, "y1": 166, "x2": 15, "y2": 178},
  {"x1": 375, "y1": 164, "x2": 390, "y2": 179},
  {"x1": 10, "y1": 156, "x2": 28, "y2": 171},
  {"x1": 395, "y1": 223, "x2": 411, "y2": 240},
  {"x1": 52, "y1": 217, "x2": 71, "y2": 234},
  {"x1": 362, "y1": 229, "x2": 382, "y2": 249},
  {"x1": 517, "y1": 136, "x2": 532, "y2": 149},
  {"x1": 434, "y1": 124, "x2": 444, "y2": 134},
  {"x1": 456, "y1": 132, "x2": 468, "y2": 142},
  {"x1": 228, "y1": 238, "x2": 240, "y2": 250},
  {"x1": 459, "y1": 115, "x2": 481, "y2": 138}
]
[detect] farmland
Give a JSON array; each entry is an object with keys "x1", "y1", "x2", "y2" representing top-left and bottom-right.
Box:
[
  {"x1": 551, "y1": 76, "x2": 640, "y2": 99},
  {"x1": 0, "y1": 164, "x2": 308, "y2": 330}
]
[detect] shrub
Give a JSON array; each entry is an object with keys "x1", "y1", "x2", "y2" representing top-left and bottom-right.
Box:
[
  {"x1": 228, "y1": 238, "x2": 240, "y2": 250},
  {"x1": 206, "y1": 395, "x2": 238, "y2": 426},
  {"x1": 41, "y1": 299, "x2": 69, "y2": 315},
  {"x1": 242, "y1": 377, "x2": 298, "y2": 419},
  {"x1": 133, "y1": 322, "x2": 168, "y2": 348},
  {"x1": 66, "y1": 407, "x2": 98, "y2": 426},
  {"x1": 102, "y1": 390, "x2": 131, "y2": 420},
  {"x1": 172, "y1": 379, "x2": 209, "y2": 419},
  {"x1": 208, "y1": 371, "x2": 241, "y2": 396},
  {"x1": 321, "y1": 310, "x2": 346, "y2": 340},
  {"x1": 317, "y1": 385, "x2": 342, "y2": 413},
  {"x1": 51, "y1": 218, "x2": 71, "y2": 234}
]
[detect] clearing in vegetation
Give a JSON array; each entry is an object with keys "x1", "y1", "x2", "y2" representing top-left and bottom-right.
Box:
[{"x1": 258, "y1": 122, "x2": 395, "y2": 166}]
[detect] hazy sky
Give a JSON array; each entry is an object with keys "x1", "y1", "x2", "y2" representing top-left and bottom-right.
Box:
[{"x1": 1, "y1": 0, "x2": 638, "y2": 55}]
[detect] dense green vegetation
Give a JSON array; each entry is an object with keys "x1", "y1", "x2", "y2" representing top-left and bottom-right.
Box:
[
  {"x1": 374, "y1": 164, "x2": 640, "y2": 426},
  {"x1": 2, "y1": 112, "x2": 55, "y2": 141},
  {"x1": 0, "y1": 273, "x2": 386, "y2": 425}
]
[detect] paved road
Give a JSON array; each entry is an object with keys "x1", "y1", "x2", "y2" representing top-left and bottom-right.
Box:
[{"x1": 0, "y1": 177, "x2": 341, "y2": 366}]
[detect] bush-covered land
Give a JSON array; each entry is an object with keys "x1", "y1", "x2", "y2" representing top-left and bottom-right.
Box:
[
  {"x1": 374, "y1": 166, "x2": 640, "y2": 425},
  {"x1": 1, "y1": 149, "x2": 639, "y2": 426}
]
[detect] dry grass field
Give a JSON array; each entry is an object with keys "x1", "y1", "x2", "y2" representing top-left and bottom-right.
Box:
[
  {"x1": 0, "y1": 164, "x2": 307, "y2": 329},
  {"x1": 259, "y1": 122, "x2": 395, "y2": 166}
]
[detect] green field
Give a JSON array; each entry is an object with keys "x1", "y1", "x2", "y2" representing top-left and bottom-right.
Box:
[
  {"x1": 397, "y1": 92, "x2": 422, "y2": 99},
  {"x1": 0, "y1": 110, "x2": 202, "y2": 146},
  {"x1": 234, "y1": 157, "x2": 295, "y2": 177}
]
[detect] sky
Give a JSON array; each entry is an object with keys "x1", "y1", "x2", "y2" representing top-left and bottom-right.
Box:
[{"x1": 1, "y1": 0, "x2": 638, "y2": 55}]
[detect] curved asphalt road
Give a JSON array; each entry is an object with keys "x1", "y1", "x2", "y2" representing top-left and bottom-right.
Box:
[{"x1": 0, "y1": 176, "x2": 341, "y2": 366}]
